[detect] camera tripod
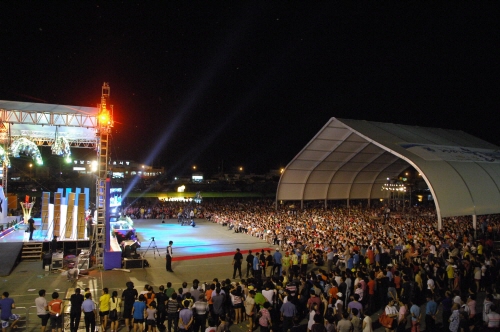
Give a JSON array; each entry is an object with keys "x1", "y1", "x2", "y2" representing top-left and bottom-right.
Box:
[{"x1": 143, "y1": 237, "x2": 161, "y2": 259}]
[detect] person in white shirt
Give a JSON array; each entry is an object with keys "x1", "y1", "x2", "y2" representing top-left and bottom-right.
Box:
[
  {"x1": 362, "y1": 314, "x2": 373, "y2": 332},
  {"x1": 262, "y1": 287, "x2": 275, "y2": 306},
  {"x1": 384, "y1": 299, "x2": 398, "y2": 332},
  {"x1": 35, "y1": 289, "x2": 50, "y2": 332},
  {"x1": 429, "y1": 243, "x2": 436, "y2": 258},
  {"x1": 67, "y1": 265, "x2": 79, "y2": 281},
  {"x1": 427, "y1": 276, "x2": 435, "y2": 293}
]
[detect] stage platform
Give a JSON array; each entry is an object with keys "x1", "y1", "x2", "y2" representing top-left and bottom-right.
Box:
[{"x1": 0, "y1": 217, "x2": 272, "y2": 266}]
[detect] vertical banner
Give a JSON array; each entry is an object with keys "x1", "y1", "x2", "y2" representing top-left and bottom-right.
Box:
[
  {"x1": 65, "y1": 192, "x2": 75, "y2": 239},
  {"x1": 53, "y1": 192, "x2": 61, "y2": 237},
  {"x1": 77, "y1": 192, "x2": 86, "y2": 239},
  {"x1": 105, "y1": 178, "x2": 111, "y2": 251},
  {"x1": 42, "y1": 192, "x2": 50, "y2": 233},
  {"x1": 65, "y1": 188, "x2": 72, "y2": 205},
  {"x1": 0, "y1": 186, "x2": 5, "y2": 222},
  {"x1": 84, "y1": 188, "x2": 90, "y2": 210}
]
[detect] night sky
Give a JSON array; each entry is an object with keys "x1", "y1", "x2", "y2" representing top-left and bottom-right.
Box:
[{"x1": 1, "y1": 3, "x2": 499, "y2": 176}]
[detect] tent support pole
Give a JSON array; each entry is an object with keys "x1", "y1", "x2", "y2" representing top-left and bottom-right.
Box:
[{"x1": 473, "y1": 214, "x2": 477, "y2": 239}]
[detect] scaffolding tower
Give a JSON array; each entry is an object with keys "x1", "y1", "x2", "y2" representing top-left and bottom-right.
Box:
[{"x1": 92, "y1": 83, "x2": 113, "y2": 268}]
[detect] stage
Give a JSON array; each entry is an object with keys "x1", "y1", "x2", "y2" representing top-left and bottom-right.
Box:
[{"x1": 0, "y1": 217, "x2": 272, "y2": 263}]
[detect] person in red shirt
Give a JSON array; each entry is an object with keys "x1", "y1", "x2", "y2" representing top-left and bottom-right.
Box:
[
  {"x1": 366, "y1": 247, "x2": 374, "y2": 266},
  {"x1": 48, "y1": 292, "x2": 63, "y2": 332},
  {"x1": 366, "y1": 272, "x2": 376, "y2": 315},
  {"x1": 306, "y1": 290, "x2": 321, "y2": 312},
  {"x1": 328, "y1": 281, "x2": 338, "y2": 304},
  {"x1": 393, "y1": 271, "x2": 401, "y2": 298}
]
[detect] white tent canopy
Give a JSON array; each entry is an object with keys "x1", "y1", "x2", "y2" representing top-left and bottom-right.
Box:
[{"x1": 277, "y1": 118, "x2": 500, "y2": 227}]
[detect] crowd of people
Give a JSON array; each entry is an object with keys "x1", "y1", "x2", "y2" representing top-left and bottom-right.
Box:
[
  {"x1": 5, "y1": 198, "x2": 500, "y2": 332},
  {"x1": 53, "y1": 266, "x2": 500, "y2": 332},
  {"x1": 116, "y1": 198, "x2": 500, "y2": 331},
  {"x1": 122, "y1": 201, "x2": 203, "y2": 220},
  {"x1": 203, "y1": 199, "x2": 500, "y2": 331}
]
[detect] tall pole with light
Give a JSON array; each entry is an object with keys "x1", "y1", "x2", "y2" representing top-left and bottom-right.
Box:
[{"x1": 93, "y1": 83, "x2": 114, "y2": 269}]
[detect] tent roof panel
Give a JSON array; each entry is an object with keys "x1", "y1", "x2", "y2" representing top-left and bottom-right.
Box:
[{"x1": 277, "y1": 117, "x2": 500, "y2": 218}]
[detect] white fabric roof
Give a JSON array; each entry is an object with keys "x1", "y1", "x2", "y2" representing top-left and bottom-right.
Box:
[{"x1": 277, "y1": 117, "x2": 500, "y2": 218}]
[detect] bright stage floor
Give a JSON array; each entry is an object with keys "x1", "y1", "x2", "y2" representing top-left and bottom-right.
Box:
[
  {"x1": 132, "y1": 218, "x2": 272, "y2": 259},
  {"x1": 0, "y1": 217, "x2": 272, "y2": 260}
]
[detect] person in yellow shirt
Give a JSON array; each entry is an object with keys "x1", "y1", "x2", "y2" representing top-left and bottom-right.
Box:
[
  {"x1": 446, "y1": 259, "x2": 455, "y2": 290},
  {"x1": 477, "y1": 242, "x2": 483, "y2": 255},
  {"x1": 291, "y1": 252, "x2": 299, "y2": 276},
  {"x1": 282, "y1": 271, "x2": 289, "y2": 285},
  {"x1": 99, "y1": 288, "x2": 111, "y2": 330},
  {"x1": 282, "y1": 252, "x2": 291, "y2": 275},
  {"x1": 300, "y1": 251, "x2": 309, "y2": 274}
]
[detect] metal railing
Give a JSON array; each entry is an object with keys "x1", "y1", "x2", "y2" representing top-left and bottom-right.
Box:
[{"x1": 10, "y1": 306, "x2": 28, "y2": 331}]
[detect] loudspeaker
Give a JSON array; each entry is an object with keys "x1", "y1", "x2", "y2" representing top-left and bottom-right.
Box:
[
  {"x1": 123, "y1": 246, "x2": 132, "y2": 258},
  {"x1": 123, "y1": 259, "x2": 148, "y2": 269}
]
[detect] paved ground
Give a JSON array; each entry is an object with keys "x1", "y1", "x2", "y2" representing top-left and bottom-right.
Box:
[{"x1": 0, "y1": 218, "x2": 478, "y2": 332}]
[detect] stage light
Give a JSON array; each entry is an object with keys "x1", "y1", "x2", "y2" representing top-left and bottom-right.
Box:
[
  {"x1": 177, "y1": 185, "x2": 185, "y2": 193},
  {"x1": 99, "y1": 112, "x2": 110, "y2": 124},
  {"x1": 65, "y1": 156, "x2": 72, "y2": 164},
  {"x1": 91, "y1": 160, "x2": 98, "y2": 172}
]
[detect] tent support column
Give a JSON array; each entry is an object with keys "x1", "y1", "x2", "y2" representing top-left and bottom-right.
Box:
[
  {"x1": 300, "y1": 200, "x2": 303, "y2": 210},
  {"x1": 347, "y1": 198, "x2": 350, "y2": 208},
  {"x1": 473, "y1": 214, "x2": 477, "y2": 239},
  {"x1": 437, "y1": 214, "x2": 442, "y2": 231}
]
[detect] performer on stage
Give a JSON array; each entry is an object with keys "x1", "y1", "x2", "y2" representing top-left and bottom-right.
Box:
[
  {"x1": 28, "y1": 217, "x2": 35, "y2": 241},
  {"x1": 166, "y1": 241, "x2": 174, "y2": 272}
]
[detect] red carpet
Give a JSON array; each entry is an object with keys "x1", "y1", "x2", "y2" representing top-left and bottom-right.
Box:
[{"x1": 172, "y1": 248, "x2": 272, "y2": 261}]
